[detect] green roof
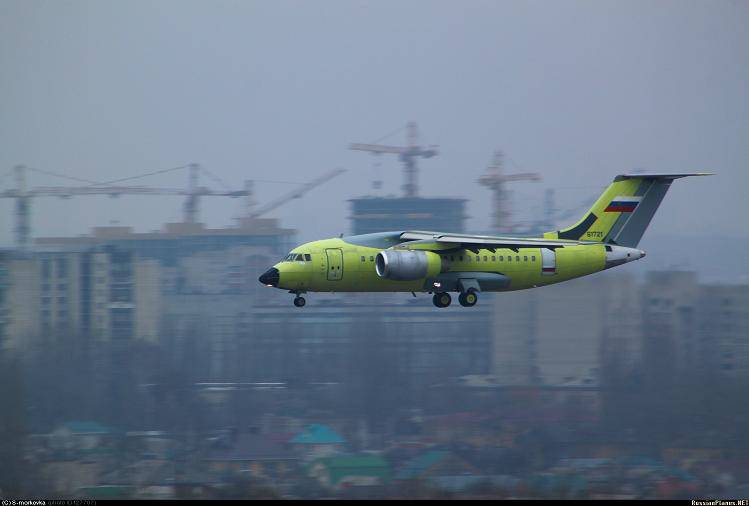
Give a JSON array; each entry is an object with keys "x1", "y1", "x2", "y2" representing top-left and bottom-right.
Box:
[
  {"x1": 77, "y1": 485, "x2": 132, "y2": 498},
  {"x1": 317, "y1": 455, "x2": 390, "y2": 485},
  {"x1": 395, "y1": 450, "x2": 450, "y2": 480},
  {"x1": 64, "y1": 421, "x2": 113, "y2": 434},
  {"x1": 291, "y1": 424, "x2": 346, "y2": 444}
]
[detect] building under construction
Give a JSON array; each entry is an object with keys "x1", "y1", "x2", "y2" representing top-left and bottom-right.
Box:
[
  {"x1": 1, "y1": 163, "x2": 344, "y2": 251},
  {"x1": 348, "y1": 124, "x2": 548, "y2": 236},
  {"x1": 348, "y1": 122, "x2": 467, "y2": 235},
  {"x1": 348, "y1": 196, "x2": 467, "y2": 235},
  {"x1": 0, "y1": 163, "x2": 344, "y2": 373},
  {"x1": 35, "y1": 219, "x2": 294, "y2": 272}
]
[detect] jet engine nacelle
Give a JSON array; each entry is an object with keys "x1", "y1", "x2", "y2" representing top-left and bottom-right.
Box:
[{"x1": 375, "y1": 249, "x2": 444, "y2": 281}]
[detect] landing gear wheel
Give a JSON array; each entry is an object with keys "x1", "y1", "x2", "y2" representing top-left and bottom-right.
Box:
[
  {"x1": 293, "y1": 296, "x2": 306, "y2": 307},
  {"x1": 458, "y1": 289, "x2": 478, "y2": 307},
  {"x1": 432, "y1": 292, "x2": 452, "y2": 308}
]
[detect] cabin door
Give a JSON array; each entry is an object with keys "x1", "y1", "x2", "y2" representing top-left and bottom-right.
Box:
[
  {"x1": 326, "y1": 249, "x2": 343, "y2": 281},
  {"x1": 541, "y1": 248, "x2": 557, "y2": 275}
]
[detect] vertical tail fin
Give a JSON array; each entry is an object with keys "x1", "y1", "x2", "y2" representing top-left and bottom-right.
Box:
[{"x1": 544, "y1": 173, "x2": 713, "y2": 247}]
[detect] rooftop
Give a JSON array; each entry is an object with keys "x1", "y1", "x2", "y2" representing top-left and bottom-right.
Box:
[
  {"x1": 34, "y1": 219, "x2": 294, "y2": 246},
  {"x1": 205, "y1": 433, "x2": 296, "y2": 461},
  {"x1": 62, "y1": 420, "x2": 113, "y2": 435},
  {"x1": 290, "y1": 424, "x2": 346, "y2": 445}
]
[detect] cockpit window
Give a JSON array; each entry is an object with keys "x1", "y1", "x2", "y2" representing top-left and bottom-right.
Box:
[{"x1": 283, "y1": 253, "x2": 310, "y2": 262}]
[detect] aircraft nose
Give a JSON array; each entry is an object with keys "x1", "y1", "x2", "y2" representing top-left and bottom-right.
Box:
[{"x1": 258, "y1": 267, "x2": 280, "y2": 287}]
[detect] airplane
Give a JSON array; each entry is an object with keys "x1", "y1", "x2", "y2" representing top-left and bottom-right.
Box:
[{"x1": 259, "y1": 173, "x2": 712, "y2": 307}]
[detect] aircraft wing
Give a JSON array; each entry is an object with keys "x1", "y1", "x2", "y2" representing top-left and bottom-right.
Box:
[{"x1": 399, "y1": 230, "x2": 592, "y2": 252}]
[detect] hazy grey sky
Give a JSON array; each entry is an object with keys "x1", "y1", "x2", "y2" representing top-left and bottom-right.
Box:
[{"x1": 1, "y1": 0, "x2": 747, "y2": 246}]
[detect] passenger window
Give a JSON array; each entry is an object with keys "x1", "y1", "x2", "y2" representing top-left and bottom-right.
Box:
[
  {"x1": 516, "y1": 256, "x2": 520, "y2": 262},
  {"x1": 492, "y1": 256, "x2": 496, "y2": 262},
  {"x1": 305, "y1": 254, "x2": 311, "y2": 261},
  {"x1": 467, "y1": 257, "x2": 472, "y2": 263},
  {"x1": 531, "y1": 256, "x2": 536, "y2": 261},
  {"x1": 360, "y1": 256, "x2": 365, "y2": 262},
  {"x1": 476, "y1": 255, "x2": 480, "y2": 262},
  {"x1": 508, "y1": 256, "x2": 512, "y2": 262},
  {"x1": 499, "y1": 256, "x2": 504, "y2": 261},
  {"x1": 524, "y1": 256, "x2": 528, "y2": 262},
  {"x1": 483, "y1": 256, "x2": 488, "y2": 262},
  {"x1": 369, "y1": 256, "x2": 374, "y2": 262},
  {"x1": 459, "y1": 256, "x2": 464, "y2": 261}
]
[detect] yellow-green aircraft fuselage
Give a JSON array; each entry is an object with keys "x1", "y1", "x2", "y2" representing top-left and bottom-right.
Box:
[{"x1": 259, "y1": 173, "x2": 710, "y2": 308}]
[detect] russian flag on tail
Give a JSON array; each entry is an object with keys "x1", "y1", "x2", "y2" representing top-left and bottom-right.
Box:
[{"x1": 605, "y1": 195, "x2": 642, "y2": 213}]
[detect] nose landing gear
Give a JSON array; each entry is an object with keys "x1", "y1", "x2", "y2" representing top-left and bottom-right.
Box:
[{"x1": 290, "y1": 290, "x2": 307, "y2": 308}]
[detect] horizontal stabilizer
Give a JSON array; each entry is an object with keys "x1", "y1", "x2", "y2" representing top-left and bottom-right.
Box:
[{"x1": 614, "y1": 172, "x2": 714, "y2": 181}]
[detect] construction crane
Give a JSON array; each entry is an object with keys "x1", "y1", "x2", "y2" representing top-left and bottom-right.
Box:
[
  {"x1": 1, "y1": 164, "x2": 346, "y2": 249},
  {"x1": 245, "y1": 168, "x2": 346, "y2": 219},
  {"x1": 1, "y1": 163, "x2": 252, "y2": 249},
  {"x1": 349, "y1": 121, "x2": 438, "y2": 198},
  {"x1": 477, "y1": 150, "x2": 542, "y2": 233}
]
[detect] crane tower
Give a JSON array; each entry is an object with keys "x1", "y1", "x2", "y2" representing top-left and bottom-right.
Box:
[
  {"x1": 477, "y1": 150, "x2": 541, "y2": 233},
  {"x1": 349, "y1": 121, "x2": 438, "y2": 198}
]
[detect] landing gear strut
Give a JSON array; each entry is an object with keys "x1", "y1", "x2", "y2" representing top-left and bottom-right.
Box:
[
  {"x1": 293, "y1": 296, "x2": 306, "y2": 308},
  {"x1": 432, "y1": 292, "x2": 452, "y2": 308},
  {"x1": 458, "y1": 288, "x2": 478, "y2": 307}
]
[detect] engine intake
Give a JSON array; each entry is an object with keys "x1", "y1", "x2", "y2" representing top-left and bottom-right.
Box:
[{"x1": 375, "y1": 250, "x2": 443, "y2": 281}]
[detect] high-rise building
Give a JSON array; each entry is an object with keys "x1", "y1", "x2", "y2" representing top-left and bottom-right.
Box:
[
  {"x1": 641, "y1": 271, "x2": 700, "y2": 380},
  {"x1": 697, "y1": 283, "x2": 749, "y2": 378},
  {"x1": 247, "y1": 295, "x2": 492, "y2": 388},
  {"x1": 15, "y1": 219, "x2": 296, "y2": 374},
  {"x1": 0, "y1": 251, "x2": 10, "y2": 352},
  {"x1": 491, "y1": 272, "x2": 642, "y2": 387},
  {"x1": 1, "y1": 247, "x2": 162, "y2": 350},
  {"x1": 0, "y1": 252, "x2": 37, "y2": 353},
  {"x1": 348, "y1": 197, "x2": 467, "y2": 235}
]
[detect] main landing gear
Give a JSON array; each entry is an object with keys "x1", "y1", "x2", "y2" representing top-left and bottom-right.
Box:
[
  {"x1": 432, "y1": 289, "x2": 479, "y2": 308},
  {"x1": 432, "y1": 292, "x2": 452, "y2": 308},
  {"x1": 459, "y1": 288, "x2": 478, "y2": 307}
]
